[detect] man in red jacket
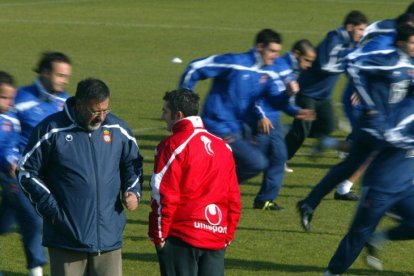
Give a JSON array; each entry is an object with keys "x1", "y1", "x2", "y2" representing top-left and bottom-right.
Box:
[{"x1": 148, "y1": 88, "x2": 241, "y2": 276}]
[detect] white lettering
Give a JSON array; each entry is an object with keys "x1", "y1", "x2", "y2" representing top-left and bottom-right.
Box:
[{"x1": 194, "y1": 222, "x2": 227, "y2": 233}]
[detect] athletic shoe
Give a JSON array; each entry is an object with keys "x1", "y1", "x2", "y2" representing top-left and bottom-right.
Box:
[
  {"x1": 297, "y1": 200, "x2": 313, "y2": 232},
  {"x1": 323, "y1": 271, "x2": 339, "y2": 276},
  {"x1": 334, "y1": 191, "x2": 359, "y2": 201},
  {"x1": 29, "y1": 266, "x2": 43, "y2": 276},
  {"x1": 253, "y1": 200, "x2": 284, "y2": 211},
  {"x1": 366, "y1": 241, "x2": 383, "y2": 271},
  {"x1": 284, "y1": 163, "x2": 294, "y2": 173}
]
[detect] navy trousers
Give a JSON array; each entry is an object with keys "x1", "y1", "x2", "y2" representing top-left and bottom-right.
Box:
[
  {"x1": 228, "y1": 119, "x2": 287, "y2": 203},
  {"x1": 303, "y1": 129, "x2": 380, "y2": 210},
  {"x1": 0, "y1": 172, "x2": 47, "y2": 269},
  {"x1": 327, "y1": 185, "x2": 414, "y2": 274}
]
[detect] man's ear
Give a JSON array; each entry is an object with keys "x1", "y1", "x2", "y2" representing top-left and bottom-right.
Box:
[
  {"x1": 176, "y1": 111, "x2": 185, "y2": 120},
  {"x1": 345, "y1": 23, "x2": 353, "y2": 32}
]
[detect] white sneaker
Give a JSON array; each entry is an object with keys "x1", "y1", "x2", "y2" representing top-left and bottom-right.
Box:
[
  {"x1": 284, "y1": 163, "x2": 293, "y2": 173},
  {"x1": 29, "y1": 266, "x2": 43, "y2": 276},
  {"x1": 366, "y1": 255, "x2": 383, "y2": 271}
]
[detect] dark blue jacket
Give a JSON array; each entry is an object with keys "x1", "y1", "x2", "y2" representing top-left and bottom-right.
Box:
[
  {"x1": 348, "y1": 49, "x2": 414, "y2": 134},
  {"x1": 364, "y1": 97, "x2": 414, "y2": 193},
  {"x1": 18, "y1": 97, "x2": 143, "y2": 253},
  {"x1": 298, "y1": 27, "x2": 355, "y2": 100}
]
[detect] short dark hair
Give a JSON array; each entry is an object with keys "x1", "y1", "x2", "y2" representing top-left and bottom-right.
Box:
[
  {"x1": 292, "y1": 39, "x2": 315, "y2": 55},
  {"x1": 34, "y1": 52, "x2": 71, "y2": 74},
  {"x1": 0, "y1": 71, "x2": 15, "y2": 87},
  {"x1": 255, "y1": 29, "x2": 282, "y2": 47},
  {"x1": 396, "y1": 13, "x2": 414, "y2": 28},
  {"x1": 396, "y1": 23, "x2": 414, "y2": 43},
  {"x1": 405, "y1": 1, "x2": 414, "y2": 15},
  {"x1": 163, "y1": 89, "x2": 199, "y2": 118},
  {"x1": 75, "y1": 78, "x2": 110, "y2": 104},
  {"x1": 343, "y1": 10, "x2": 368, "y2": 26}
]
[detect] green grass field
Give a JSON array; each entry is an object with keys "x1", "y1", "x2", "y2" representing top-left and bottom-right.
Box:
[{"x1": 1, "y1": 0, "x2": 414, "y2": 275}]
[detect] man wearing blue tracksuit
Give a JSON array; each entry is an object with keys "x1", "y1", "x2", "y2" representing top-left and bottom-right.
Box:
[
  {"x1": 248, "y1": 40, "x2": 316, "y2": 209},
  {"x1": 0, "y1": 72, "x2": 20, "y2": 239},
  {"x1": 324, "y1": 92, "x2": 414, "y2": 275},
  {"x1": 284, "y1": 10, "x2": 368, "y2": 174},
  {"x1": 298, "y1": 24, "x2": 414, "y2": 232},
  {"x1": 179, "y1": 29, "x2": 295, "y2": 210},
  {"x1": 11, "y1": 52, "x2": 72, "y2": 275}
]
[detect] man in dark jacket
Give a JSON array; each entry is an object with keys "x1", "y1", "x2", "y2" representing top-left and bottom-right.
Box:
[{"x1": 18, "y1": 78, "x2": 143, "y2": 276}]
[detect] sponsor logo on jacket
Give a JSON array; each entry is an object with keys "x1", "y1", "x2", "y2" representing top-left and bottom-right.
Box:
[{"x1": 194, "y1": 204, "x2": 227, "y2": 233}]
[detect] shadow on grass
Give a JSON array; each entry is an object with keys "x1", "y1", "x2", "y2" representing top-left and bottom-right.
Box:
[
  {"x1": 288, "y1": 162, "x2": 333, "y2": 170},
  {"x1": 127, "y1": 218, "x2": 148, "y2": 225},
  {"x1": 236, "y1": 226, "x2": 339, "y2": 236},
  {"x1": 1, "y1": 272, "x2": 25, "y2": 276},
  {"x1": 226, "y1": 258, "x2": 323, "y2": 273},
  {"x1": 123, "y1": 252, "x2": 158, "y2": 262},
  {"x1": 226, "y1": 258, "x2": 406, "y2": 275}
]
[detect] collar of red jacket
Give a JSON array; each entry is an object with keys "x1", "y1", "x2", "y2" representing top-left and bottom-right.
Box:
[{"x1": 172, "y1": 116, "x2": 204, "y2": 133}]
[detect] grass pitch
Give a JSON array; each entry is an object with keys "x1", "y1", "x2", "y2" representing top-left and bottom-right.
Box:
[{"x1": 1, "y1": 0, "x2": 413, "y2": 275}]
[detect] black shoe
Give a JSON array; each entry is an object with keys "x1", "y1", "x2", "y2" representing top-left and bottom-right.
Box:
[
  {"x1": 297, "y1": 200, "x2": 313, "y2": 232},
  {"x1": 334, "y1": 191, "x2": 359, "y2": 201},
  {"x1": 253, "y1": 200, "x2": 284, "y2": 211}
]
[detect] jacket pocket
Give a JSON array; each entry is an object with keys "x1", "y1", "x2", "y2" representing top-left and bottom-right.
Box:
[{"x1": 52, "y1": 208, "x2": 79, "y2": 243}]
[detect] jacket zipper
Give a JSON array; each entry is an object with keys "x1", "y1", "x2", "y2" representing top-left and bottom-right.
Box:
[{"x1": 89, "y1": 132, "x2": 101, "y2": 255}]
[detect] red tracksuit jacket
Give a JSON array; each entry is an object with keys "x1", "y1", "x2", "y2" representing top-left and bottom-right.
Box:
[{"x1": 148, "y1": 116, "x2": 241, "y2": 250}]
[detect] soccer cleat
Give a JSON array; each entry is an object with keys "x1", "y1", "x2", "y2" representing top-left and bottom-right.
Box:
[
  {"x1": 253, "y1": 200, "x2": 284, "y2": 211},
  {"x1": 297, "y1": 200, "x2": 313, "y2": 232},
  {"x1": 284, "y1": 163, "x2": 294, "y2": 173},
  {"x1": 334, "y1": 191, "x2": 359, "y2": 201}
]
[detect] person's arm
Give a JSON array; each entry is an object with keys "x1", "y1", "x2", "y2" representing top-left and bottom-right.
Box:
[
  {"x1": 178, "y1": 53, "x2": 235, "y2": 90},
  {"x1": 120, "y1": 124, "x2": 144, "y2": 211},
  {"x1": 2, "y1": 117, "x2": 20, "y2": 178},
  {"x1": 17, "y1": 123, "x2": 59, "y2": 220},
  {"x1": 148, "y1": 141, "x2": 182, "y2": 247}
]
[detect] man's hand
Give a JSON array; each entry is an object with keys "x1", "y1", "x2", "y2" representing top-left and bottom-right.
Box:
[
  {"x1": 122, "y1": 191, "x2": 139, "y2": 211},
  {"x1": 286, "y1": 80, "x2": 300, "y2": 96},
  {"x1": 8, "y1": 163, "x2": 16, "y2": 178},
  {"x1": 155, "y1": 241, "x2": 166, "y2": 251},
  {"x1": 258, "y1": 117, "x2": 273, "y2": 134},
  {"x1": 295, "y1": 109, "x2": 316, "y2": 121}
]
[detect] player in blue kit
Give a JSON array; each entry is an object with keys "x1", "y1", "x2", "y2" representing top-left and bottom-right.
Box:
[
  {"x1": 284, "y1": 12, "x2": 368, "y2": 201},
  {"x1": 323, "y1": 86, "x2": 414, "y2": 275},
  {"x1": 5, "y1": 52, "x2": 72, "y2": 276},
  {"x1": 248, "y1": 40, "x2": 316, "y2": 209},
  {"x1": 179, "y1": 29, "x2": 300, "y2": 210},
  {"x1": 298, "y1": 23, "x2": 414, "y2": 233},
  {"x1": 0, "y1": 71, "x2": 45, "y2": 276}
]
